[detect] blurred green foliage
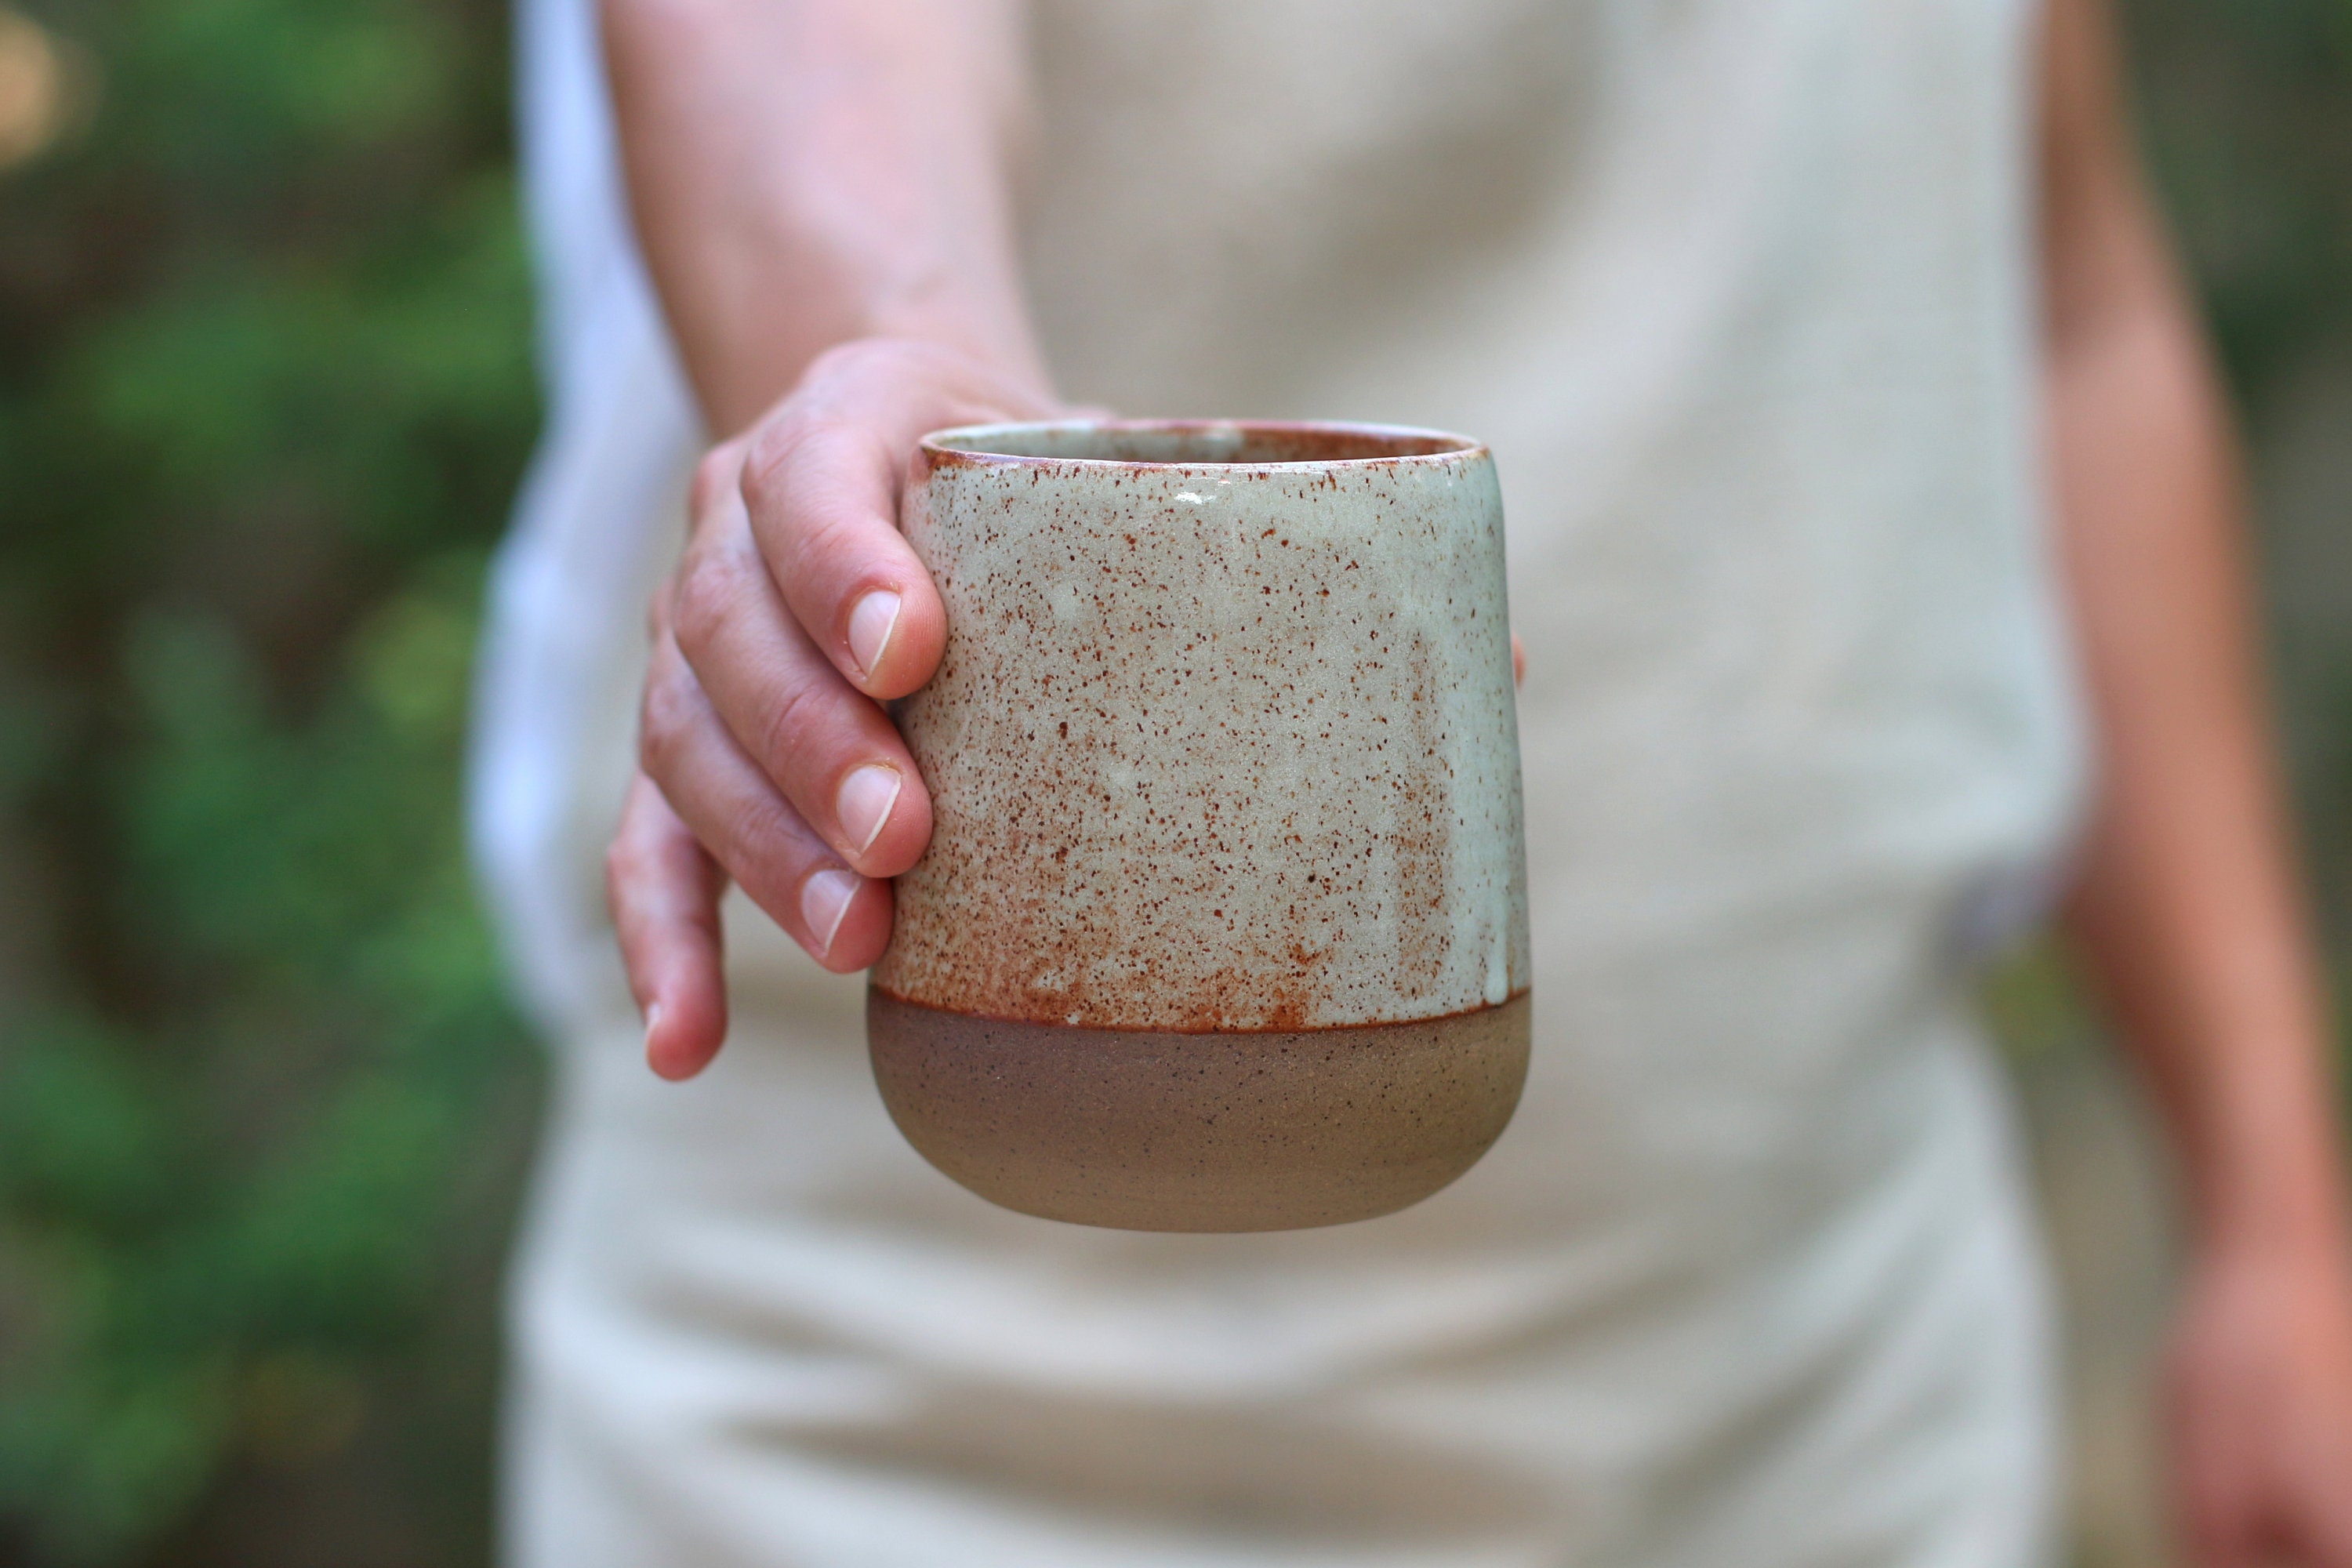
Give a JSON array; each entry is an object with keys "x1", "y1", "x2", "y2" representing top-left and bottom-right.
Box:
[
  {"x1": 0, "y1": 0, "x2": 536, "y2": 1562},
  {"x1": 0, "y1": 0, "x2": 2349, "y2": 1565}
]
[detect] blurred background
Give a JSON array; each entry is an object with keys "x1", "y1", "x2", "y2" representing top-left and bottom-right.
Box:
[{"x1": 0, "y1": 1, "x2": 2347, "y2": 1564}]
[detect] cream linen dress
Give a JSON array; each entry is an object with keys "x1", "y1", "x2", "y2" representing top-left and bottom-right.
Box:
[{"x1": 472, "y1": 2, "x2": 2087, "y2": 1563}]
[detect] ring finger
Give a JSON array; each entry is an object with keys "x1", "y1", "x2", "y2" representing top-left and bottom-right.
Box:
[{"x1": 637, "y1": 625, "x2": 894, "y2": 971}]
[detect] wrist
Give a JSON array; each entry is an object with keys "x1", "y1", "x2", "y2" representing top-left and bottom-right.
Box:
[
  {"x1": 2191, "y1": 1102, "x2": 2352, "y2": 1264},
  {"x1": 642, "y1": 188, "x2": 1048, "y2": 434}
]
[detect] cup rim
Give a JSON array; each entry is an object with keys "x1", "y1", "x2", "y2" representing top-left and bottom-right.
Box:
[{"x1": 920, "y1": 418, "x2": 1487, "y2": 472}]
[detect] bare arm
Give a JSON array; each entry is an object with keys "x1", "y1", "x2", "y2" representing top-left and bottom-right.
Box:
[
  {"x1": 604, "y1": 0, "x2": 1047, "y2": 431},
  {"x1": 599, "y1": 0, "x2": 1056, "y2": 1076},
  {"x1": 2040, "y1": 2, "x2": 2352, "y2": 1562}
]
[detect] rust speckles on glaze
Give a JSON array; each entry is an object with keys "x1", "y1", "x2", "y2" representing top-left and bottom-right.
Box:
[
  {"x1": 879, "y1": 420, "x2": 1530, "y2": 1034},
  {"x1": 873, "y1": 419, "x2": 1531, "y2": 1230}
]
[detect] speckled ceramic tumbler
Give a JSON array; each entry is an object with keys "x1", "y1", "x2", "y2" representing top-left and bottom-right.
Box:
[{"x1": 869, "y1": 420, "x2": 1530, "y2": 1231}]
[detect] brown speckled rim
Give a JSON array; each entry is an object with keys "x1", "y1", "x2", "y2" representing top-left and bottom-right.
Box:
[{"x1": 920, "y1": 418, "x2": 1486, "y2": 472}]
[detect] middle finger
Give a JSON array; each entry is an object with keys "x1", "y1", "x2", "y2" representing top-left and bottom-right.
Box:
[{"x1": 668, "y1": 483, "x2": 935, "y2": 880}]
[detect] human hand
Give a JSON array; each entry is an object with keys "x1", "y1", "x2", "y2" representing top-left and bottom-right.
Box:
[
  {"x1": 606, "y1": 337, "x2": 1055, "y2": 1079},
  {"x1": 2168, "y1": 1227, "x2": 2352, "y2": 1566}
]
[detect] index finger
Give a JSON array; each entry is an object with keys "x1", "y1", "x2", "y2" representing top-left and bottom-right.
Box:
[{"x1": 738, "y1": 340, "x2": 1047, "y2": 702}]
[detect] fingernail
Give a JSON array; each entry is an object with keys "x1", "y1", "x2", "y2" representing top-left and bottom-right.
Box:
[
  {"x1": 836, "y1": 764, "x2": 902, "y2": 855},
  {"x1": 847, "y1": 590, "x2": 902, "y2": 679},
  {"x1": 800, "y1": 868, "x2": 861, "y2": 955}
]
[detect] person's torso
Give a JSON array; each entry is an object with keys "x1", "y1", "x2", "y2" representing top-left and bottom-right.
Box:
[{"x1": 488, "y1": 6, "x2": 2075, "y2": 1558}]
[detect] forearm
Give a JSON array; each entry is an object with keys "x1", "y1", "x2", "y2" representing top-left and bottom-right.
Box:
[
  {"x1": 2049, "y1": 227, "x2": 2349, "y2": 1256},
  {"x1": 601, "y1": 0, "x2": 1047, "y2": 434}
]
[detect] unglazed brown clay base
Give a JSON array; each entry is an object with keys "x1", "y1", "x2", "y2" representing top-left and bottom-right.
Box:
[{"x1": 868, "y1": 989, "x2": 1531, "y2": 1232}]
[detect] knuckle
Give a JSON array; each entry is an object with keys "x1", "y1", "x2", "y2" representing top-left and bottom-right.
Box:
[
  {"x1": 688, "y1": 445, "x2": 739, "y2": 517},
  {"x1": 740, "y1": 416, "x2": 825, "y2": 514},
  {"x1": 742, "y1": 792, "x2": 803, "y2": 858},
  {"x1": 667, "y1": 550, "x2": 739, "y2": 659},
  {"x1": 637, "y1": 673, "x2": 695, "y2": 779},
  {"x1": 635, "y1": 710, "x2": 669, "y2": 781},
  {"x1": 756, "y1": 673, "x2": 823, "y2": 777},
  {"x1": 723, "y1": 794, "x2": 808, "y2": 891},
  {"x1": 773, "y1": 501, "x2": 862, "y2": 597}
]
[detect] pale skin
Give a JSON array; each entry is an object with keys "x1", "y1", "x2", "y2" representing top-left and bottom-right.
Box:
[
  {"x1": 2043, "y1": 3, "x2": 2352, "y2": 1561},
  {"x1": 597, "y1": 0, "x2": 2352, "y2": 1559}
]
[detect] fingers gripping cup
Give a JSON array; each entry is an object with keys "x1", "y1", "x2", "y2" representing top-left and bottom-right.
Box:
[{"x1": 869, "y1": 421, "x2": 1530, "y2": 1232}]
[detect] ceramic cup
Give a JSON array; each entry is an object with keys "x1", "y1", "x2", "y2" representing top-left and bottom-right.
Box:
[{"x1": 869, "y1": 420, "x2": 1530, "y2": 1232}]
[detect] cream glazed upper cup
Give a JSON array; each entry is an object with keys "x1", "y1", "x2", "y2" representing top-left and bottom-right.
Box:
[{"x1": 868, "y1": 419, "x2": 1531, "y2": 1232}]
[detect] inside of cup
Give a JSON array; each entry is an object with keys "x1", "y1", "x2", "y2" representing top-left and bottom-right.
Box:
[{"x1": 931, "y1": 422, "x2": 1472, "y2": 466}]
